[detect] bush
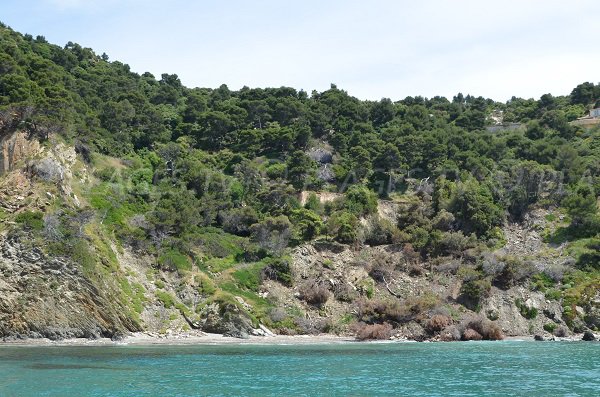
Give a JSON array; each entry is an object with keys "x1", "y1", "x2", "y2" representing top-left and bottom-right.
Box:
[
  {"x1": 554, "y1": 325, "x2": 568, "y2": 337},
  {"x1": 460, "y1": 277, "x2": 491, "y2": 310},
  {"x1": 440, "y1": 326, "x2": 461, "y2": 341},
  {"x1": 480, "y1": 322, "x2": 503, "y2": 340},
  {"x1": 493, "y1": 256, "x2": 536, "y2": 289},
  {"x1": 294, "y1": 317, "x2": 332, "y2": 335},
  {"x1": 462, "y1": 317, "x2": 504, "y2": 340},
  {"x1": 15, "y1": 211, "x2": 44, "y2": 230},
  {"x1": 343, "y1": 185, "x2": 378, "y2": 216},
  {"x1": 299, "y1": 280, "x2": 331, "y2": 307},
  {"x1": 462, "y1": 328, "x2": 483, "y2": 341},
  {"x1": 261, "y1": 257, "x2": 293, "y2": 286},
  {"x1": 361, "y1": 216, "x2": 398, "y2": 246},
  {"x1": 354, "y1": 322, "x2": 393, "y2": 340},
  {"x1": 364, "y1": 254, "x2": 395, "y2": 283},
  {"x1": 250, "y1": 215, "x2": 292, "y2": 255},
  {"x1": 158, "y1": 249, "x2": 191, "y2": 272},
  {"x1": 333, "y1": 282, "x2": 357, "y2": 302},
  {"x1": 543, "y1": 323, "x2": 557, "y2": 333},
  {"x1": 327, "y1": 210, "x2": 359, "y2": 244},
  {"x1": 515, "y1": 298, "x2": 538, "y2": 319},
  {"x1": 426, "y1": 314, "x2": 453, "y2": 334},
  {"x1": 219, "y1": 207, "x2": 259, "y2": 236}
]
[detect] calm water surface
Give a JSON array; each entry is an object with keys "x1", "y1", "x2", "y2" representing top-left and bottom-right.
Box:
[{"x1": 0, "y1": 341, "x2": 598, "y2": 396}]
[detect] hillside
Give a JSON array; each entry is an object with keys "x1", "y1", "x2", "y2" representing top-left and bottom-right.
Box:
[{"x1": 0, "y1": 23, "x2": 599, "y2": 341}]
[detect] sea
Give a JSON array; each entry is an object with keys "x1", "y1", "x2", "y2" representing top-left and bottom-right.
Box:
[{"x1": 0, "y1": 341, "x2": 598, "y2": 396}]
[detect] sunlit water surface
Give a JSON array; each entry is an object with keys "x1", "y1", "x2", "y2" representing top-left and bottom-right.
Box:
[{"x1": 0, "y1": 341, "x2": 598, "y2": 396}]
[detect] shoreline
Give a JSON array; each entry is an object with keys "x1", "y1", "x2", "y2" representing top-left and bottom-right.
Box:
[{"x1": 0, "y1": 332, "x2": 593, "y2": 347}]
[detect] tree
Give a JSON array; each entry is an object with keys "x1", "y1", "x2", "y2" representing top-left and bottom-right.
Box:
[
  {"x1": 286, "y1": 150, "x2": 317, "y2": 190},
  {"x1": 289, "y1": 208, "x2": 323, "y2": 241},
  {"x1": 327, "y1": 210, "x2": 359, "y2": 243},
  {"x1": 344, "y1": 185, "x2": 378, "y2": 216},
  {"x1": 450, "y1": 179, "x2": 503, "y2": 238},
  {"x1": 250, "y1": 215, "x2": 292, "y2": 255},
  {"x1": 562, "y1": 183, "x2": 598, "y2": 227},
  {"x1": 570, "y1": 82, "x2": 596, "y2": 105}
]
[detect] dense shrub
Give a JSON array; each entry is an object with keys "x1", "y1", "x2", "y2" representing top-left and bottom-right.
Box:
[
  {"x1": 158, "y1": 249, "x2": 191, "y2": 272},
  {"x1": 462, "y1": 328, "x2": 483, "y2": 341},
  {"x1": 461, "y1": 317, "x2": 504, "y2": 340},
  {"x1": 354, "y1": 322, "x2": 393, "y2": 340},
  {"x1": 426, "y1": 314, "x2": 453, "y2": 334},
  {"x1": 327, "y1": 210, "x2": 359, "y2": 244},
  {"x1": 299, "y1": 280, "x2": 331, "y2": 307},
  {"x1": 333, "y1": 281, "x2": 357, "y2": 302},
  {"x1": 459, "y1": 270, "x2": 491, "y2": 310},
  {"x1": 493, "y1": 257, "x2": 537, "y2": 289},
  {"x1": 15, "y1": 211, "x2": 44, "y2": 230},
  {"x1": 515, "y1": 298, "x2": 538, "y2": 319},
  {"x1": 261, "y1": 257, "x2": 293, "y2": 286},
  {"x1": 250, "y1": 215, "x2": 292, "y2": 255},
  {"x1": 554, "y1": 325, "x2": 569, "y2": 337}
]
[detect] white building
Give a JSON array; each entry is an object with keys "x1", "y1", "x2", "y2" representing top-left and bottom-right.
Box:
[{"x1": 590, "y1": 108, "x2": 600, "y2": 118}]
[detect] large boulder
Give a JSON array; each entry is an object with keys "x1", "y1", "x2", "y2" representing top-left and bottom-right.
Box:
[{"x1": 201, "y1": 302, "x2": 254, "y2": 339}]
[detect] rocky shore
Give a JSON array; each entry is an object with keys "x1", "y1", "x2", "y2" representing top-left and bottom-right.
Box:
[{"x1": 1, "y1": 331, "x2": 597, "y2": 347}]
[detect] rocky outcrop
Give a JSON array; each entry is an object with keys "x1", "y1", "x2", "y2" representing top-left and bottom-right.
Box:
[
  {"x1": 0, "y1": 131, "x2": 40, "y2": 175},
  {"x1": 481, "y1": 286, "x2": 566, "y2": 336},
  {"x1": 201, "y1": 302, "x2": 255, "y2": 339},
  {"x1": 0, "y1": 233, "x2": 140, "y2": 340}
]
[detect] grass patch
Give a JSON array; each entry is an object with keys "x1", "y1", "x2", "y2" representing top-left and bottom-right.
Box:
[
  {"x1": 232, "y1": 263, "x2": 266, "y2": 292},
  {"x1": 156, "y1": 290, "x2": 176, "y2": 309},
  {"x1": 15, "y1": 211, "x2": 44, "y2": 230},
  {"x1": 195, "y1": 273, "x2": 217, "y2": 295},
  {"x1": 158, "y1": 249, "x2": 192, "y2": 272}
]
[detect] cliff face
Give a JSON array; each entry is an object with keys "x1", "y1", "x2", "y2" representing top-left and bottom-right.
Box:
[
  {"x1": 0, "y1": 233, "x2": 140, "y2": 339},
  {"x1": 0, "y1": 131, "x2": 40, "y2": 176}
]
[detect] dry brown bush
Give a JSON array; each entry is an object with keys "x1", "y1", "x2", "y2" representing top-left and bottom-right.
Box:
[
  {"x1": 362, "y1": 252, "x2": 395, "y2": 283},
  {"x1": 462, "y1": 328, "x2": 483, "y2": 340},
  {"x1": 439, "y1": 326, "x2": 461, "y2": 341},
  {"x1": 426, "y1": 314, "x2": 453, "y2": 334},
  {"x1": 333, "y1": 282, "x2": 357, "y2": 302},
  {"x1": 461, "y1": 316, "x2": 504, "y2": 340},
  {"x1": 299, "y1": 280, "x2": 331, "y2": 306},
  {"x1": 294, "y1": 317, "x2": 332, "y2": 335},
  {"x1": 356, "y1": 298, "x2": 408, "y2": 323},
  {"x1": 354, "y1": 322, "x2": 394, "y2": 341}
]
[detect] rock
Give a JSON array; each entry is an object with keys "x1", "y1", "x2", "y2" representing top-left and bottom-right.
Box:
[
  {"x1": 224, "y1": 329, "x2": 249, "y2": 339},
  {"x1": 0, "y1": 233, "x2": 141, "y2": 341},
  {"x1": 259, "y1": 324, "x2": 275, "y2": 337},
  {"x1": 534, "y1": 334, "x2": 544, "y2": 341},
  {"x1": 582, "y1": 331, "x2": 596, "y2": 341},
  {"x1": 111, "y1": 331, "x2": 128, "y2": 341},
  {"x1": 201, "y1": 302, "x2": 255, "y2": 338}
]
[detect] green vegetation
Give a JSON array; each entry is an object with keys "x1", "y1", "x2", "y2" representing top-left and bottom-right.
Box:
[
  {"x1": 515, "y1": 298, "x2": 538, "y2": 319},
  {"x1": 1, "y1": 22, "x2": 599, "y2": 334}
]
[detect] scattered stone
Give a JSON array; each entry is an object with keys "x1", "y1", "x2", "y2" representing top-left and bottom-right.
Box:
[{"x1": 534, "y1": 334, "x2": 544, "y2": 341}]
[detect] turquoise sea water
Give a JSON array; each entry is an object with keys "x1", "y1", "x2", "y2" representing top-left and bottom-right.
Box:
[{"x1": 0, "y1": 341, "x2": 598, "y2": 396}]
